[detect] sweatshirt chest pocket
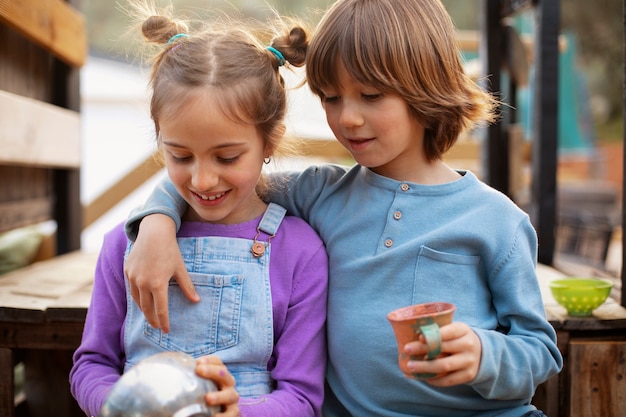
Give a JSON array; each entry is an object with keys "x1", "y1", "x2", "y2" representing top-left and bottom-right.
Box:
[
  {"x1": 414, "y1": 246, "x2": 488, "y2": 325},
  {"x1": 143, "y1": 272, "x2": 245, "y2": 357}
]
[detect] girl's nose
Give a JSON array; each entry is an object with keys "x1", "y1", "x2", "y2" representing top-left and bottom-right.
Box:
[{"x1": 191, "y1": 164, "x2": 219, "y2": 191}]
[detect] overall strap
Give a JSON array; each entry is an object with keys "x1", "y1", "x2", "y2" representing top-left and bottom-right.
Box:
[
  {"x1": 258, "y1": 202, "x2": 287, "y2": 236},
  {"x1": 250, "y1": 203, "x2": 287, "y2": 258}
]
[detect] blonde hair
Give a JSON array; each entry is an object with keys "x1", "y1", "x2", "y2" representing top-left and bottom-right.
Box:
[{"x1": 306, "y1": 0, "x2": 498, "y2": 161}]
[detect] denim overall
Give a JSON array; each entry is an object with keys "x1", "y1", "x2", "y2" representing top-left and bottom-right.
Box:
[{"x1": 124, "y1": 203, "x2": 287, "y2": 397}]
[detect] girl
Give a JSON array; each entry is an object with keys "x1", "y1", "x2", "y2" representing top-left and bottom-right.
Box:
[
  {"x1": 124, "y1": 0, "x2": 563, "y2": 416},
  {"x1": 69, "y1": 3, "x2": 328, "y2": 417}
]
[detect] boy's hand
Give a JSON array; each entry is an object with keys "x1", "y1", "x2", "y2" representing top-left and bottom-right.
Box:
[
  {"x1": 124, "y1": 214, "x2": 199, "y2": 333},
  {"x1": 404, "y1": 322, "x2": 482, "y2": 386}
]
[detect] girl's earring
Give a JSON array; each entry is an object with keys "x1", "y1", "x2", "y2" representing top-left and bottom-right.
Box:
[{"x1": 264, "y1": 157, "x2": 272, "y2": 164}]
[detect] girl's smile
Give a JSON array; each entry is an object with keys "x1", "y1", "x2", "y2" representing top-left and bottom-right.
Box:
[{"x1": 193, "y1": 190, "x2": 228, "y2": 205}]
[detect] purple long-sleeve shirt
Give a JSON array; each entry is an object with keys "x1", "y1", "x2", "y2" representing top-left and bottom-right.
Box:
[{"x1": 70, "y1": 215, "x2": 328, "y2": 417}]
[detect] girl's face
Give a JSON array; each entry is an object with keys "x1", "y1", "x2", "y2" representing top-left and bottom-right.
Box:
[
  {"x1": 159, "y1": 92, "x2": 268, "y2": 224},
  {"x1": 320, "y1": 61, "x2": 427, "y2": 181}
]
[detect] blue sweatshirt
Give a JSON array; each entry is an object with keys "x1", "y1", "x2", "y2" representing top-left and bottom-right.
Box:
[{"x1": 126, "y1": 165, "x2": 562, "y2": 417}]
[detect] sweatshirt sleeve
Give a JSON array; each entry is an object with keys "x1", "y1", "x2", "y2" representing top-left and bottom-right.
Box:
[
  {"x1": 70, "y1": 223, "x2": 129, "y2": 416},
  {"x1": 125, "y1": 177, "x2": 187, "y2": 241},
  {"x1": 239, "y1": 226, "x2": 329, "y2": 417},
  {"x1": 470, "y1": 218, "x2": 563, "y2": 400}
]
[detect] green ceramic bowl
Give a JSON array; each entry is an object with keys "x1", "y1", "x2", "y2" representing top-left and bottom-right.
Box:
[{"x1": 549, "y1": 278, "x2": 614, "y2": 317}]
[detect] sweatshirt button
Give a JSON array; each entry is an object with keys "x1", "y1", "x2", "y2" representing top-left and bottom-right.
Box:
[{"x1": 384, "y1": 239, "x2": 393, "y2": 247}]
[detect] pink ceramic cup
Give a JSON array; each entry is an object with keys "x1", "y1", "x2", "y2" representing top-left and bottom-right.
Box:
[{"x1": 387, "y1": 301, "x2": 456, "y2": 379}]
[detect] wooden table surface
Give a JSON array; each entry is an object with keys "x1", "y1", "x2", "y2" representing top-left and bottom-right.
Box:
[
  {"x1": 0, "y1": 251, "x2": 95, "y2": 322},
  {"x1": 0, "y1": 251, "x2": 97, "y2": 417}
]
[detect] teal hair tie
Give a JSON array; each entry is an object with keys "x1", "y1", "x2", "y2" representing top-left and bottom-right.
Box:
[
  {"x1": 167, "y1": 33, "x2": 189, "y2": 44},
  {"x1": 267, "y1": 46, "x2": 285, "y2": 66}
]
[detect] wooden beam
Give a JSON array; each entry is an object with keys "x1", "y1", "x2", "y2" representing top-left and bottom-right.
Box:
[
  {"x1": 569, "y1": 340, "x2": 626, "y2": 416},
  {"x1": 54, "y1": 169, "x2": 82, "y2": 254},
  {"x1": 480, "y1": 0, "x2": 509, "y2": 195},
  {"x1": 0, "y1": 198, "x2": 52, "y2": 234},
  {"x1": 0, "y1": 348, "x2": 14, "y2": 417},
  {"x1": 83, "y1": 154, "x2": 163, "y2": 229},
  {"x1": 530, "y1": 0, "x2": 559, "y2": 266},
  {"x1": 0, "y1": 0, "x2": 87, "y2": 68},
  {"x1": 0, "y1": 90, "x2": 80, "y2": 168}
]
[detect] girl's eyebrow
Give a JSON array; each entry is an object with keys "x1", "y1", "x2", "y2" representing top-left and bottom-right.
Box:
[
  {"x1": 161, "y1": 140, "x2": 248, "y2": 149},
  {"x1": 161, "y1": 140, "x2": 185, "y2": 148}
]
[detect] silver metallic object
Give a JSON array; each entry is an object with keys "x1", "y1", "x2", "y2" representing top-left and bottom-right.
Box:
[{"x1": 100, "y1": 351, "x2": 220, "y2": 417}]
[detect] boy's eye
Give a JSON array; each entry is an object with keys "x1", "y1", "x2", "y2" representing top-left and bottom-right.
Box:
[{"x1": 322, "y1": 95, "x2": 339, "y2": 104}]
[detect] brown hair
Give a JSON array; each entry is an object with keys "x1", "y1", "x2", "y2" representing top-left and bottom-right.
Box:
[
  {"x1": 126, "y1": 1, "x2": 308, "y2": 195},
  {"x1": 131, "y1": 0, "x2": 308, "y2": 150},
  {"x1": 306, "y1": 0, "x2": 498, "y2": 161}
]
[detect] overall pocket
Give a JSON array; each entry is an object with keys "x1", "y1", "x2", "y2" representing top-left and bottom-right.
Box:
[{"x1": 143, "y1": 272, "x2": 245, "y2": 357}]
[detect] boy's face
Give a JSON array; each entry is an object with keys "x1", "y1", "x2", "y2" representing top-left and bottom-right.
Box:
[
  {"x1": 159, "y1": 92, "x2": 268, "y2": 224},
  {"x1": 319, "y1": 61, "x2": 427, "y2": 182}
]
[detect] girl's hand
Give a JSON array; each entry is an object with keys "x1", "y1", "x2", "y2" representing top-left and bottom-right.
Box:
[
  {"x1": 124, "y1": 214, "x2": 199, "y2": 333},
  {"x1": 404, "y1": 322, "x2": 482, "y2": 387},
  {"x1": 196, "y1": 356, "x2": 240, "y2": 417}
]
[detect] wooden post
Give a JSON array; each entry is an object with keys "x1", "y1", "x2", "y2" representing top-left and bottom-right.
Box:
[
  {"x1": 480, "y1": 0, "x2": 508, "y2": 195},
  {"x1": 530, "y1": 0, "x2": 559, "y2": 266},
  {"x1": 0, "y1": 348, "x2": 15, "y2": 417},
  {"x1": 51, "y1": 0, "x2": 83, "y2": 255}
]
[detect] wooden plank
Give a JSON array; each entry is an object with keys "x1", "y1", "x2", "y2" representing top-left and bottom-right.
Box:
[
  {"x1": 84, "y1": 153, "x2": 164, "y2": 229},
  {"x1": 54, "y1": 168, "x2": 82, "y2": 254},
  {"x1": 0, "y1": 251, "x2": 96, "y2": 289},
  {"x1": 0, "y1": 90, "x2": 80, "y2": 168},
  {"x1": 569, "y1": 340, "x2": 626, "y2": 417},
  {"x1": 46, "y1": 282, "x2": 91, "y2": 322},
  {"x1": 0, "y1": 251, "x2": 96, "y2": 322},
  {"x1": 0, "y1": 0, "x2": 87, "y2": 67},
  {"x1": 0, "y1": 198, "x2": 52, "y2": 233},
  {"x1": 0, "y1": 348, "x2": 14, "y2": 417},
  {"x1": 0, "y1": 320, "x2": 84, "y2": 349},
  {"x1": 530, "y1": 0, "x2": 560, "y2": 265},
  {"x1": 481, "y1": 0, "x2": 509, "y2": 195}
]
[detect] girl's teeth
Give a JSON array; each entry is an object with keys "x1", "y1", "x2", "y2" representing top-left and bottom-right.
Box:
[{"x1": 200, "y1": 193, "x2": 222, "y2": 201}]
